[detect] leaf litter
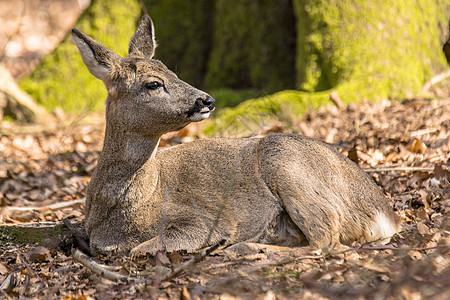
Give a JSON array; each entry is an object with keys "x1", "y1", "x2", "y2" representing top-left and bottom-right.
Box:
[{"x1": 0, "y1": 98, "x2": 449, "y2": 299}]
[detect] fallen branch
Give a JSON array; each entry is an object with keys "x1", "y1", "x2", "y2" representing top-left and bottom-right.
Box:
[
  {"x1": 73, "y1": 240, "x2": 226, "y2": 283},
  {"x1": 0, "y1": 221, "x2": 83, "y2": 248},
  {"x1": 73, "y1": 250, "x2": 129, "y2": 282},
  {"x1": 7, "y1": 198, "x2": 85, "y2": 212},
  {"x1": 364, "y1": 166, "x2": 433, "y2": 173}
]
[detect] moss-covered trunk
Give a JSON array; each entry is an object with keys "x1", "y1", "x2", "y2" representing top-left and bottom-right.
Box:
[
  {"x1": 19, "y1": 0, "x2": 141, "y2": 112},
  {"x1": 204, "y1": 0, "x2": 296, "y2": 92},
  {"x1": 143, "y1": 0, "x2": 214, "y2": 88},
  {"x1": 207, "y1": 0, "x2": 450, "y2": 136},
  {"x1": 295, "y1": 0, "x2": 449, "y2": 100}
]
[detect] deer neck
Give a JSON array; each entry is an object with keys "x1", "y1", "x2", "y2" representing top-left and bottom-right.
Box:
[{"x1": 100, "y1": 121, "x2": 161, "y2": 177}]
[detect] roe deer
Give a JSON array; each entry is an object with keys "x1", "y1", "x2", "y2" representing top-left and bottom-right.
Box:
[{"x1": 72, "y1": 15, "x2": 400, "y2": 255}]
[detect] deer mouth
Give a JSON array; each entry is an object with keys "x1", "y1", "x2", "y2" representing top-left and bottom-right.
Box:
[
  {"x1": 187, "y1": 102, "x2": 215, "y2": 122},
  {"x1": 188, "y1": 107, "x2": 214, "y2": 122}
]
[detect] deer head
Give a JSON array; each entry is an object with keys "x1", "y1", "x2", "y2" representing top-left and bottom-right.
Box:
[{"x1": 72, "y1": 15, "x2": 215, "y2": 137}]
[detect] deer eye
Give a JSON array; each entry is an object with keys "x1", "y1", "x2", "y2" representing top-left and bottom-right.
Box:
[{"x1": 145, "y1": 81, "x2": 162, "y2": 90}]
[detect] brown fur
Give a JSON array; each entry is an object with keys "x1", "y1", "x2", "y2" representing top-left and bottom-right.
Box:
[{"x1": 72, "y1": 15, "x2": 400, "y2": 255}]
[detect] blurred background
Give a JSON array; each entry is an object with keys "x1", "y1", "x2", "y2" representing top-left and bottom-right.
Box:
[{"x1": 0, "y1": 0, "x2": 449, "y2": 135}]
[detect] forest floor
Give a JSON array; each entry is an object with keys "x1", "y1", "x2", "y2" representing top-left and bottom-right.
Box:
[{"x1": 0, "y1": 96, "x2": 449, "y2": 299}]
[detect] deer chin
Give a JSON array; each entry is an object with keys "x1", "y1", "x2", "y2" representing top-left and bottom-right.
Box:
[{"x1": 188, "y1": 107, "x2": 212, "y2": 122}]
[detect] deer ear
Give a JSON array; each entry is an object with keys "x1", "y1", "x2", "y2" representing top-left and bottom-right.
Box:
[
  {"x1": 128, "y1": 15, "x2": 157, "y2": 59},
  {"x1": 71, "y1": 28, "x2": 121, "y2": 81}
]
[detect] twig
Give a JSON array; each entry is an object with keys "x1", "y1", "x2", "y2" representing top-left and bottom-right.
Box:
[
  {"x1": 422, "y1": 69, "x2": 450, "y2": 92},
  {"x1": 72, "y1": 250, "x2": 129, "y2": 282},
  {"x1": 75, "y1": 240, "x2": 225, "y2": 283},
  {"x1": 358, "y1": 245, "x2": 444, "y2": 252},
  {"x1": 163, "y1": 239, "x2": 226, "y2": 281},
  {"x1": 363, "y1": 166, "x2": 433, "y2": 173},
  {"x1": 410, "y1": 127, "x2": 440, "y2": 137},
  {"x1": 330, "y1": 90, "x2": 343, "y2": 109},
  {"x1": 63, "y1": 218, "x2": 92, "y2": 256},
  {"x1": 7, "y1": 198, "x2": 85, "y2": 211},
  {"x1": 17, "y1": 252, "x2": 47, "y2": 290},
  {"x1": 97, "y1": 264, "x2": 123, "y2": 272}
]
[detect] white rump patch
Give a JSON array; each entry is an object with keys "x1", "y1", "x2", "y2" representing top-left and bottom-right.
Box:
[{"x1": 368, "y1": 210, "x2": 399, "y2": 244}]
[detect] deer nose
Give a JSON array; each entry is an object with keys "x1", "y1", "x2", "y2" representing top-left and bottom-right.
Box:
[{"x1": 201, "y1": 97, "x2": 215, "y2": 109}]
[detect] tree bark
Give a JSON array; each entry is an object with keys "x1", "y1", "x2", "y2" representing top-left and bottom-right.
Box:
[
  {"x1": 204, "y1": 0, "x2": 296, "y2": 92},
  {"x1": 19, "y1": 0, "x2": 142, "y2": 113},
  {"x1": 0, "y1": 65, "x2": 47, "y2": 123},
  {"x1": 294, "y1": 0, "x2": 450, "y2": 101}
]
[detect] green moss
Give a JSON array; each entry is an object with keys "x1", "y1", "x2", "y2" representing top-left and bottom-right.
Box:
[
  {"x1": 205, "y1": 90, "x2": 330, "y2": 137},
  {"x1": 294, "y1": 0, "x2": 449, "y2": 101},
  {"x1": 19, "y1": 0, "x2": 141, "y2": 113},
  {"x1": 0, "y1": 223, "x2": 76, "y2": 248},
  {"x1": 0, "y1": 226, "x2": 43, "y2": 245}
]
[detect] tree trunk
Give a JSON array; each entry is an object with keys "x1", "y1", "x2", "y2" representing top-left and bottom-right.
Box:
[
  {"x1": 144, "y1": 0, "x2": 214, "y2": 88},
  {"x1": 204, "y1": 0, "x2": 296, "y2": 92},
  {"x1": 294, "y1": 0, "x2": 450, "y2": 101},
  {"x1": 19, "y1": 0, "x2": 141, "y2": 113},
  {"x1": 0, "y1": 221, "x2": 84, "y2": 249},
  {"x1": 0, "y1": 65, "x2": 47, "y2": 123},
  {"x1": 206, "y1": 0, "x2": 450, "y2": 136}
]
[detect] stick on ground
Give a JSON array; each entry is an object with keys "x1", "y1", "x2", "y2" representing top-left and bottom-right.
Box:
[
  {"x1": 164, "y1": 239, "x2": 226, "y2": 281},
  {"x1": 73, "y1": 250, "x2": 129, "y2": 282}
]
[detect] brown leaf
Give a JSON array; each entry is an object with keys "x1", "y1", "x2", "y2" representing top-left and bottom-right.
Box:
[
  {"x1": 347, "y1": 146, "x2": 359, "y2": 164},
  {"x1": 434, "y1": 163, "x2": 450, "y2": 181},
  {"x1": 407, "y1": 138, "x2": 427, "y2": 153},
  {"x1": 416, "y1": 222, "x2": 430, "y2": 236},
  {"x1": 407, "y1": 250, "x2": 424, "y2": 260},
  {"x1": 0, "y1": 272, "x2": 17, "y2": 292},
  {"x1": 180, "y1": 286, "x2": 191, "y2": 300},
  {"x1": 416, "y1": 207, "x2": 429, "y2": 221},
  {"x1": 0, "y1": 263, "x2": 8, "y2": 275},
  {"x1": 355, "y1": 261, "x2": 391, "y2": 274},
  {"x1": 167, "y1": 252, "x2": 183, "y2": 265},
  {"x1": 155, "y1": 251, "x2": 171, "y2": 266},
  {"x1": 26, "y1": 246, "x2": 51, "y2": 263}
]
